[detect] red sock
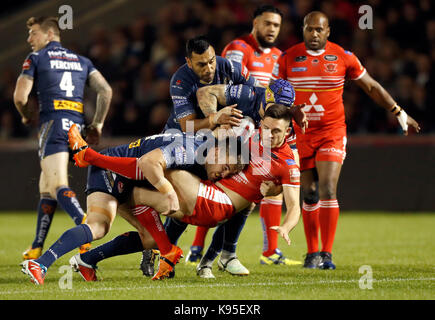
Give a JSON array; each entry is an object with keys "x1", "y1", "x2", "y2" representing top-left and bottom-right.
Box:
[
  {"x1": 302, "y1": 201, "x2": 320, "y2": 254},
  {"x1": 132, "y1": 205, "x2": 172, "y2": 255},
  {"x1": 84, "y1": 148, "x2": 144, "y2": 180},
  {"x1": 319, "y1": 199, "x2": 340, "y2": 253},
  {"x1": 192, "y1": 226, "x2": 209, "y2": 248},
  {"x1": 259, "y1": 199, "x2": 282, "y2": 257}
]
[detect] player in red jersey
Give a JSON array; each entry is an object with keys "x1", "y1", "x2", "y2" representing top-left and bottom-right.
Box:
[
  {"x1": 187, "y1": 5, "x2": 301, "y2": 267},
  {"x1": 276, "y1": 11, "x2": 420, "y2": 269}
]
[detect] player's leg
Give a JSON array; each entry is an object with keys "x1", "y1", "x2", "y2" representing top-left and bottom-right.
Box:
[
  {"x1": 186, "y1": 226, "x2": 210, "y2": 266},
  {"x1": 300, "y1": 167, "x2": 323, "y2": 268},
  {"x1": 23, "y1": 172, "x2": 57, "y2": 260},
  {"x1": 315, "y1": 160, "x2": 342, "y2": 270}
]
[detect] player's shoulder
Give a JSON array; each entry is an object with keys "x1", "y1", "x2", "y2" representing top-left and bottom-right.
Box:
[
  {"x1": 170, "y1": 63, "x2": 195, "y2": 86},
  {"x1": 226, "y1": 36, "x2": 251, "y2": 50},
  {"x1": 280, "y1": 42, "x2": 305, "y2": 59},
  {"x1": 327, "y1": 41, "x2": 354, "y2": 58}
]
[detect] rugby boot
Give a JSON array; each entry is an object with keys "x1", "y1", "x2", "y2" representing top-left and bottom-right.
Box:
[
  {"x1": 22, "y1": 246, "x2": 42, "y2": 260},
  {"x1": 196, "y1": 265, "x2": 215, "y2": 279},
  {"x1": 152, "y1": 245, "x2": 183, "y2": 280},
  {"x1": 185, "y1": 245, "x2": 203, "y2": 266},
  {"x1": 319, "y1": 251, "x2": 336, "y2": 270},
  {"x1": 140, "y1": 249, "x2": 159, "y2": 277},
  {"x1": 68, "y1": 124, "x2": 89, "y2": 167},
  {"x1": 69, "y1": 254, "x2": 97, "y2": 281},
  {"x1": 78, "y1": 214, "x2": 92, "y2": 254},
  {"x1": 218, "y1": 257, "x2": 249, "y2": 276},
  {"x1": 260, "y1": 248, "x2": 302, "y2": 266},
  {"x1": 21, "y1": 260, "x2": 47, "y2": 285},
  {"x1": 303, "y1": 252, "x2": 322, "y2": 269}
]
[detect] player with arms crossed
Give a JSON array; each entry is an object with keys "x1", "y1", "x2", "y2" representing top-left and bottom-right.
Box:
[
  {"x1": 13, "y1": 16, "x2": 112, "y2": 260},
  {"x1": 277, "y1": 11, "x2": 420, "y2": 269}
]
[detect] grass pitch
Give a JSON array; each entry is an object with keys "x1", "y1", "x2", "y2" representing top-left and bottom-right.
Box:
[{"x1": 0, "y1": 211, "x2": 434, "y2": 300}]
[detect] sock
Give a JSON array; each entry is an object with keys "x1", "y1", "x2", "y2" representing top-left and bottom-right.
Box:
[
  {"x1": 36, "y1": 224, "x2": 93, "y2": 269},
  {"x1": 31, "y1": 197, "x2": 57, "y2": 248},
  {"x1": 191, "y1": 226, "x2": 209, "y2": 249},
  {"x1": 221, "y1": 210, "x2": 249, "y2": 260},
  {"x1": 259, "y1": 199, "x2": 282, "y2": 257},
  {"x1": 133, "y1": 205, "x2": 172, "y2": 255},
  {"x1": 81, "y1": 231, "x2": 143, "y2": 266},
  {"x1": 202, "y1": 224, "x2": 225, "y2": 264},
  {"x1": 84, "y1": 148, "x2": 144, "y2": 180},
  {"x1": 319, "y1": 199, "x2": 340, "y2": 253},
  {"x1": 163, "y1": 217, "x2": 188, "y2": 245},
  {"x1": 56, "y1": 187, "x2": 85, "y2": 225},
  {"x1": 302, "y1": 201, "x2": 320, "y2": 254}
]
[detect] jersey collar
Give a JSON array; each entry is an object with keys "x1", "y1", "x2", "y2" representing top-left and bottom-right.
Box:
[{"x1": 305, "y1": 41, "x2": 330, "y2": 56}]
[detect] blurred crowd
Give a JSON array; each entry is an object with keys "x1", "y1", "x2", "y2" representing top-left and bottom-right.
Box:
[{"x1": 0, "y1": 0, "x2": 434, "y2": 139}]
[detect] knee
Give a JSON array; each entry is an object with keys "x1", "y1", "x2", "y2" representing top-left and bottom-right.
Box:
[
  {"x1": 318, "y1": 181, "x2": 337, "y2": 200},
  {"x1": 302, "y1": 186, "x2": 319, "y2": 204},
  {"x1": 87, "y1": 221, "x2": 110, "y2": 240}
]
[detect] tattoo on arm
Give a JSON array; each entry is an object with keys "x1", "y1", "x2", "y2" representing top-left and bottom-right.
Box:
[
  {"x1": 197, "y1": 85, "x2": 228, "y2": 116},
  {"x1": 89, "y1": 71, "x2": 112, "y2": 125}
]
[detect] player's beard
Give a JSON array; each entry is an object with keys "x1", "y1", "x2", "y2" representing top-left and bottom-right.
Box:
[{"x1": 256, "y1": 33, "x2": 276, "y2": 49}]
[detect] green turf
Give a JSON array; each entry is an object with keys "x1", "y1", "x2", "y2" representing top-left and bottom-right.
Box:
[{"x1": 0, "y1": 211, "x2": 434, "y2": 300}]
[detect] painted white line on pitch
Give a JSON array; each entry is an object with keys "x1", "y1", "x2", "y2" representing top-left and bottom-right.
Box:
[{"x1": 1, "y1": 277, "x2": 434, "y2": 295}]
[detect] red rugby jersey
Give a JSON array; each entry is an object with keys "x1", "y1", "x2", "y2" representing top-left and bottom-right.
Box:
[
  {"x1": 276, "y1": 41, "x2": 366, "y2": 134},
  {"x1": 219, "y1": 132, "x2": 300, "y2": 203},
  {"x1": 222, "y1": 34, "x2": 281, "y2": 87}
]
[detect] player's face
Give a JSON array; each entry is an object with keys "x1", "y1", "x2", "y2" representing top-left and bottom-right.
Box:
[
  {"x1": 254, "y1": 12, "x2": 282, "y2": 48},
  {"x1": 27, "y1": 24, "x2": 49, "y2": 52},
  {"x1": 260, "y1": 117, "x2": 290, "y2": 148},
  {"x1": 186, "y1": 46, "x2": 216, "y2": 84},
  {"x1": 303, "y1": 16, "x2": 330, "y2": 50},
  {"x1": 205, "y1": 147, "x2": 241, "y2": 181}
]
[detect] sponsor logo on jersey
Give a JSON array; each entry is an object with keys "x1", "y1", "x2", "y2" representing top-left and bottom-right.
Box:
[
  {"x1": 252, "y1": 61, "x2": 264, "y2": 67},
  {"x1": 128, "y1": 139, "x2": 141, "y2": 149},
  {"x1": 254, "y1": 51, "x2": 261, "y2": 57},
  {"x1": 295, "y1": 55, "x2": 307, "y2": 62},
  {"x1": 291, "y1": 67, "x2": 307, "y2": 72},
  {"x1": 324, "y1": 63, "x2": 338, "y2": 73},
  {"x1": 272, "y1": 54, "x2": 278, "y2": 60},
  {"x1": 285, "y1": 159, "x2": 296, "y2": 166},
  {"x1": 289, "y1": 168, "x2": 300, "y2": 183},
  {"x1": 22, "y1": 59, "x2": 31, "y2": 70},
  {"x1": 53, "y1": 100, "x2": 84, "y2": 113},
  {"x1": 344, "y1": 50, "x2": 352, "y2": 55},
  {"x1": 312, "y1": 59, "x2": 319, "y2": 65},
  {"x1": 324, "y1": 54, "x2": 338, "y2": 61}
]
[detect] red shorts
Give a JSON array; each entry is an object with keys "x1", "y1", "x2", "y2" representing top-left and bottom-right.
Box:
[
  {"x1": 296, "y1": 127, "x2": 347, "y2": 171},
  {"x1": 181, "y1": 180, "x2": 235, "y2": 227}
]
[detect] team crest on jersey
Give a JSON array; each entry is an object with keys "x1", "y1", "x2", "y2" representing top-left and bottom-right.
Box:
[
  {"x1": 272, "y1": 54, "x2": 278, "y2": 60},
  {"x1": 295, "y1": 56, "x2": 307, "y2": 62},
  {"x1": 22, "y1": 59, "x2": 31, "y2": 70},
  {"x1": 324, "y1": 63, "x2": 338, "y2": 73}
]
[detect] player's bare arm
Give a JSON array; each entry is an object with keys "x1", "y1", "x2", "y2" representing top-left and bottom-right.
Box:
[
  {"x1": 270, "y1": 185, "x2": 301, "y2": 245},
  {"x1": 87, "y1": 70, "x2": 112, "y2": 145},
  {"x1": 354, "y1": 72, "x2": 420, "y2": 135},
  {"x1": 179, "y1": 107, "x2": 243, "y2": 132},
  {"x1": 196, "y1": 84, "x2": 228, "y2": 115},
  {"x1": 137, "y1": 148, "x2": 180, "y2": 215},
  {"x1": 13, "y1": 74, "x2": 34, "y2": 124}
]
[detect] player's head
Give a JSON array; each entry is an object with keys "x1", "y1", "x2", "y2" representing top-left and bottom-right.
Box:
[
  {"x1": 26, "y1": 16, "x2": 60, "y2": 52},
  {"x1": 303, "y1": 11, "x2": 330, "y2": 51},
  {"x1": 265, "y1": 79, "x2": 295, "y2": 108},
  {"x1": 186, "y1": 36, "x2": 216, "y2": 84},
  {"x1": 205, "y1": 137, "x2": 245, "y2": 181},
  {"x1": 252, "y1": 5, "x2": 283, "y2": 48},
  {"x1": 261, "y1": 104, "x2": 292, "y2": 148}
]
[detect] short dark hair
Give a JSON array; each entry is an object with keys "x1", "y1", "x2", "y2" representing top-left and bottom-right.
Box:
[
  {"x1": 264, "y1": 104, "x2": 292, "y2": 123},
  {"x1": 186, "y1": 36, "x2": 211, "y2": 58},
  {"x1": 253, "y1": 5, "x2": 283, "y2": 19},
  {"x1": 26, "y1": 16, "x2": 60, "y2": 36}
]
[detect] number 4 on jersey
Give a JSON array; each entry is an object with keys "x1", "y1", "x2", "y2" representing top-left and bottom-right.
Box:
[{"x1": 60, "y1": 71, "x2": 75, "y2": 97}]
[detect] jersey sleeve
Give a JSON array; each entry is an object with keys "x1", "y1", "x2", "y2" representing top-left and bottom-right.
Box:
[
  {"x1": 274, "y1": 52, "x2": 288, "y2": 80},
  {"x1": 280, "y1": 157, "x2": 300, "y2": 188},
  {"x1": 221, "y1": 40, "x2": 249, "y2": 68},
  {"x1": 169, "y1": 75, "x2": 197, "y2": 120},
  {"x1": 225, "y1": 84, "x2": 256, "y2": 116},
  {"x1": 20, "y1": 53, "x2": 38, "y2": 78},
  {"x1": 227, "y1": 58, "x2": 257, "y2": 87},
  {"x1": 82, "y1": 56, "x2": 97, "y2": 77},
  {"x1": 343, "y1": 50, "x2": 366, "y2": 80}
]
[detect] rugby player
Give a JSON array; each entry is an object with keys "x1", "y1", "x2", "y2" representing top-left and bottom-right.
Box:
[
  {"x1": 21, "y1": 126, "x2": 245, "y2": 284},
  {"x1": 67, "y1": 103, "x2": 300, "y2": 281},
  {"x1": 13, "y1": 17, "x2": 112, "y2": 260},
  {"x1": 276, "y1": 11, "x2": 420, "y2": 269},
  {"x1": 187, "y1": 5, "x2": 302, "y2": 268}
]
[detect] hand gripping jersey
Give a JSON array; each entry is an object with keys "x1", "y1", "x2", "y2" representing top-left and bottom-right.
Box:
[
  {"x1": 219, "y1": 131, "x2": 300, "y2": 203},
  {"x1": 165, "y1": 56, "x2": 256, "y2": 131},
  {"x1": 21, "y1": 41, "x2": 97, "y2": 125},
  {"x1": 276, "y1": 41, "x2": 366, "y2": 134},
  {"x1": 222, "y1": 34, "x2": 281, "y2": 87}
]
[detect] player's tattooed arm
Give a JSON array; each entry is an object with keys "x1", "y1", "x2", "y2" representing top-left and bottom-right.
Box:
[
  {"x1": 196, "y1": 84, "x2": 228, "y2": 116},
  {"x1": 87, "y1": 71, "x2": 112, "y2": 144},
  {"x1": 13, "y1": 74, "x2": 34, "y2": 124}
]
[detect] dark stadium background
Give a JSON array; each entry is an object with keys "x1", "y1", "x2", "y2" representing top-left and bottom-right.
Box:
[{"x1": 0, "y1": 0, "x2": 433, "y2": 211}]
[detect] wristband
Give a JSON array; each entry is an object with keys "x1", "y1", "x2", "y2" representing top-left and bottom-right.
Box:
[
  {"x1": 90, "y1": 122, "x2": 103, "y2": 131},
  {"x1": 154, "y1": 178, "x2": 175, "y2": 194},
  {"x1": 390, "y1": 103, "x2": 402, "y2": 116}
]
